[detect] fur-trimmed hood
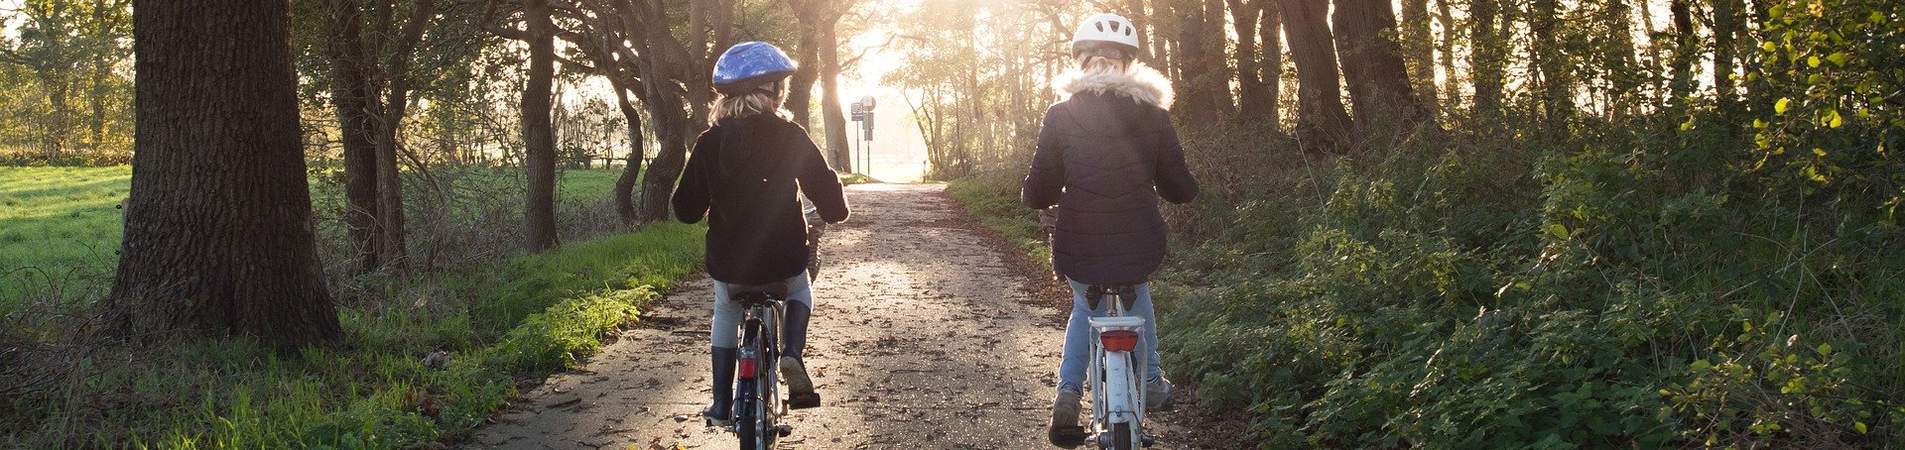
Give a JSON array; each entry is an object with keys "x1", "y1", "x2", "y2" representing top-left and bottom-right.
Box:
[{"x1": 1052, "y1": 63, "x2": 1174, "y2": 110}]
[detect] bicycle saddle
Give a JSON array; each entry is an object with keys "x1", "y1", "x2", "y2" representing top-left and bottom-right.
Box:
[
  {"x1": 730, "y1": 280, "x2": 789, "y2": 306},
  {"x1": 1085, "y1": 284, "x2": 1139, "y2": 311}
]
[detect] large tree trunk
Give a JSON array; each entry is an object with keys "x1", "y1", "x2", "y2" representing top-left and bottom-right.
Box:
[
  {"x1": 325, "y1": 0, "x2": 382, "y2": 273},
  {"x1": 1228, "y1": 0, "x2": 1275, "y2": 123},
  {"x1": 1259, "y1": 0, "x2": 1284, "y2": 129},
  {"x1": 110, "y1": 0, "x2": 341, "y2": 346},
  {"x1": 1469, "y1": 0, "x2": 1505, "y2": 122},
  {"x1": 1173, "y1": 0, "x2": 1231, "y2": 123},
  {"x1": 1334, "y1": 0, "x2": 1428, "y2": 135},
  {"x1": 818, "y1": 21, "x2": 852, "y2": 172},
  {"x1": 612, "y1": 84, "x2": 644, "y2": 224},
  {"x1": 1529, "y1": 0, "x2": 1572, "y2": 127},
  {"x1": 371, "y1": 0, "x2": 433, "y2": 273},
  {"x1": 1398, "y1": 0, "x2": 1438, "y2": 115},
  {"x1": 1280, "y1": 0, "x2": 1353, "y2": 152},
  {"x1": 788, "y1": 23, "x2": 820, "y2": 129},
  {"x1": 636, "y1": 87, "x2": 688, "y2": 222},
  {"x1": 522, "y1": 0, "x2": 558, "y2": 251}
]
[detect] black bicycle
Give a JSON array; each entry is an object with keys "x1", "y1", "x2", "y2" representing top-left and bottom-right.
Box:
[{"x1": 722, "y1": 285, "x2": 792, "y2": 449}]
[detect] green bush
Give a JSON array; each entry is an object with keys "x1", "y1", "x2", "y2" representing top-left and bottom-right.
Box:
[{"x1": 949, "y1": 113, "x2": 1905, "y2": 448}]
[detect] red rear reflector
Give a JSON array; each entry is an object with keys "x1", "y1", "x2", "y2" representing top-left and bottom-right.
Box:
[
  {"x1": 1100, "y1": 330, "x2": 1140, "y2": 352},
  {"x1": 738, "y1": 357, "x2": 757, "y2": 379}
]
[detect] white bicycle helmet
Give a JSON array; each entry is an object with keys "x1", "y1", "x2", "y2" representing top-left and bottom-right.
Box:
[{"x1": 1071, "y1": 13, "x2": 1140, "y2": 57}]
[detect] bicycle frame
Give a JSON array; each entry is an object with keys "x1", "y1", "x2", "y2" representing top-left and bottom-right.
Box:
[{"x1": 1086, "y1": 289, "x2": 1148, "y2": 449}]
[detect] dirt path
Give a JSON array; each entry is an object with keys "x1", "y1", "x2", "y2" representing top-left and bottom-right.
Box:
[{"x1": 465, "y1": 184, "x2": 1238, "y2": 450}]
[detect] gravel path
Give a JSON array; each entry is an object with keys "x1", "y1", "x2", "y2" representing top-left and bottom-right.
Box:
[{"x1": 464, "y1": 183, "x2": 1240, "y2": 450}]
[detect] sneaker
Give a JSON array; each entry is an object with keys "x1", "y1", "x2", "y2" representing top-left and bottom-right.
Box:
[
  {"x1": 781, "y1": 356, "x2": 821, "y2": 409},
  {"x1": 1047, "y1": 389, "x2": 1086, "y2": 448},
  {"x1": 1146, "y1": 376, "x2": 1173, "y2": 410}
]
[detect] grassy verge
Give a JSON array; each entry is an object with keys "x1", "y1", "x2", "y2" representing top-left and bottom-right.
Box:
[
  {"x1": 0, "y1": 165, "x2": 627, "y2": 310},
  {"x1": 0, "y1": 222, "x2": 705, "y2": 449},
  {"x1": 944, "y1": 177, "x2": 1050, "y2": 267}
]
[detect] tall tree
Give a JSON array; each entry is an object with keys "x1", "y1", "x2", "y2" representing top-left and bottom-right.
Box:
[
  {"x1": 1398, "y1": 0, "x2": 1438, "y2": 115},
  {"x1": 371, "y1": 0, "x2": 435, "y2": 271},
  {"x1": 522, "y1": 0, "x2": 558, "y2": 251},
  {"x1": 1172, "y1": 0, "x2": 1232, "y2": 122},
  {"x1": 1469, "y1": 0, "x2": 1506, "y2": 122},
  {"x1": 1280, "y1": 0, "x2": 1353, "y2": 152},
  {"x1": 787, "y1": 0, "x2": 855, "y2": 171},
  {"x1": 1333, "y1": 0, "x2": 1430, "y2": 134},
  {"x1": 1228, "y1": 0, "x2": 1276, "y2": 123},
  {"x1": 1711, "y1": 0, "x2": 1743, "y2": 120},
  {"x1": 1666, "y1": 0, "x2": 1697, "y2": 111},
  {"x1": 1257, "y1": 0, "x2": 1285, "y2": 128},
  {"x1": 1435, "y1": 0, "x2": 1456, "y2": 108},
  {"x1": 325, "y1": 0, "x2": 384, "y2": 273},
  {"x1": 1528, "y1": 0, "x2": 1573, "y2": 126},
  {"x1": 109, "y1": 0, "x2": 341, "y2": 345}
]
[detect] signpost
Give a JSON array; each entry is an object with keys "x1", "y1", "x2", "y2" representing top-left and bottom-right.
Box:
[{"x1": 849, "y1": 96, "x2": 876, "y2": 177}]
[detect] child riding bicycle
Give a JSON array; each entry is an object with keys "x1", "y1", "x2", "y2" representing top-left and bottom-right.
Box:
[
  {"x1": 1019, "y1": 13, "x2": 1199, "y2": 448},
  {"x1": 671, "y1": 41, "x2": 850, "y2": 426}
]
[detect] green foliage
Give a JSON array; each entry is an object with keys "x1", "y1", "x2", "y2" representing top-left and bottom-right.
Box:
[
  {"x1": 1750, "y1": 0, "x2": 1905, "y2": 213},
  {"x1": 950, "y1": 111, "x2": 1905, "y2": 447},
  {"x1": 0, "y1": 223, "x2": 705, "y2": 449}
]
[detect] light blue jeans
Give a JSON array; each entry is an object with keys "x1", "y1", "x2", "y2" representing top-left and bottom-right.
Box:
[
  {"x1": 710, "y1": 273, "x2": 813, "y2": 348},
  {"x1": 1056, "y1": 279, "x2": 1164, "y2": 394}
]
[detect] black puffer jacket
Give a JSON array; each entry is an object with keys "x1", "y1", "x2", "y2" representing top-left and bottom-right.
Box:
[
  {"x1": 1021, "y1": 65, "x2": 1198, "y2": 286},
  {"x1": 673, "y1": 114, "x2": 849, "y2": 285}
]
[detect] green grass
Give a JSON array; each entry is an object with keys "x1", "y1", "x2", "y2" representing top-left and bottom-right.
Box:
[
  {"x1": 2, "y1": 221, "x2": 706, "y2": 449},
  {"x1": 945, "y1": 177, "x2": 1051, "y2": 267},
  {"x1": 0, "y1": 166, "x2": 132, "y2": 298},
  {"x1": 0, "y1": 165, "x2": 629, "y2": 309}
]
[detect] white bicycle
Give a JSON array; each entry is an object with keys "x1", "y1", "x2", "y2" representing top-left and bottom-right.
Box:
[{"x1": 1083, "y1": 284, "x2": 1156, "y2": 449}]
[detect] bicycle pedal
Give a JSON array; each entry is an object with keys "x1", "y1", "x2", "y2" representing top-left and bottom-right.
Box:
[
  {"x1": 788, "y1": 392, "x2": 821, "y2": 409},
  {"x1": 775, "y1": 424, "x2": 793, "y2": 437}
]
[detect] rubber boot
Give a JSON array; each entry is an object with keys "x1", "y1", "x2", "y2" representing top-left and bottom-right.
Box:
[
  {"x1": 1047, "y1": 389, "x2": 1086, "y2": 448},
  {"x1": 703, "y1": 346, "x2": 737, "y2": 426},
  {"x1": 781, "y1": 302, "x2": 821, "y2": 409}
]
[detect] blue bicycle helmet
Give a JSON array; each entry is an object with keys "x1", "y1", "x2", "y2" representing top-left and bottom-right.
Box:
[{"x1": 713, "y1": 41, "x2": 798, "y2": 95}]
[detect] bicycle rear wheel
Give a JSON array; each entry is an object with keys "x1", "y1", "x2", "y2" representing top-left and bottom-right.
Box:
[{"x1": 1112, "y1": 422, "x2": 1134, "y2": 450}]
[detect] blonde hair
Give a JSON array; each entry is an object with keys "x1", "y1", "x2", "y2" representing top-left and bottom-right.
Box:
[{"x1": 710, "y1": 79, "x2": 791, "y2": 125}]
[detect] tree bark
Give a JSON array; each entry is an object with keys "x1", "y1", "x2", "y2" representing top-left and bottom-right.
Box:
[
  {"x1": 1529, "y1": 0, "x2": 1572, "y2": 126},
  {"x1": 1334, "y1": 0, "x2": 1429, "y2": 134},
  {"x1": 372, "y1": 0, "x2": 434, "y2": 272},
  {"x1": 1280, "y1": 0, "x2": 1353, "y2": 152},
  {"x1": 1399, "y1": 0, "x2": 1438, "y2": 115},
  {"x1": 1173, "y1": 0, "x2": 1231, "y2": 123},
  {"x1": 1470, "y1": 0, "x2": 1505, "y2": 122},
  {"x1": 819, "y1": 21, "x2": 852, "y2": 172},
  {"x1": 788, "y1": 22, "x2": 820, "y2": 129},
  {"x1": 1229, "y1": 0, "x2": 1275, "y2": 123},
  {"x1": 325, "y1": 0, "x2": 383, "y2": 273},
  {"x1": 1711, "y1": 0, "x2": 1742, "y2": 120},
  {"x1": 1258, "y1": 0, "x2": 1285, "y2": 130},
  {"x1": 111, "y1": 0, "x2": 341, "y2": 346},
  {"x1": 612, "y1": 84, "x2": 644, "y2": 224},
  {"x1": 522, "y1": 0, "x2": 558, "y2": 251}
]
